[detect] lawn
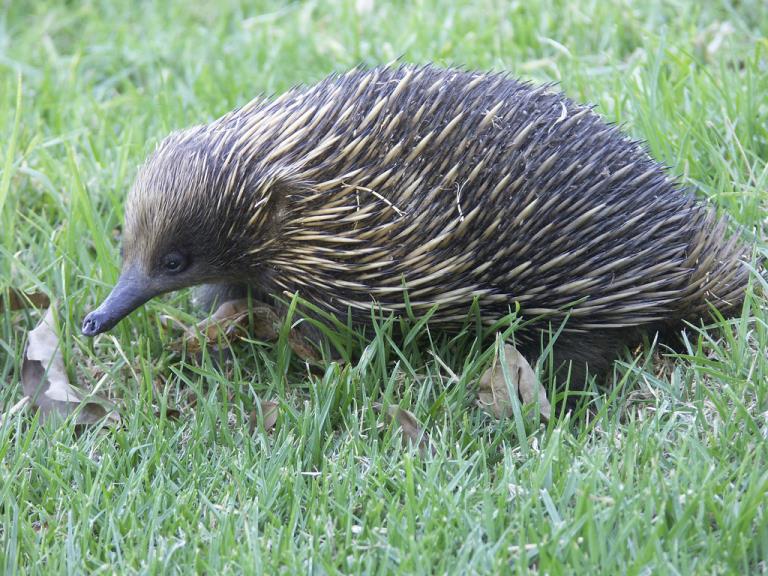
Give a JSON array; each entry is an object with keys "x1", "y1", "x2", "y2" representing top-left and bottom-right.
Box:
[{"x1": 1, "y1": 0, "x2": 767, "y2": 573}]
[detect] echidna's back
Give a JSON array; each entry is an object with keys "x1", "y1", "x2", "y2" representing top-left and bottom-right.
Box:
[{"x1": 219, "y1": 65, "x2": 749, "y2": 369}]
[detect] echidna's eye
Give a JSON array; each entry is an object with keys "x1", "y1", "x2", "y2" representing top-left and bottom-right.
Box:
[{"x1": 162, "y1": 252, "x2": 188, "y2": 274}]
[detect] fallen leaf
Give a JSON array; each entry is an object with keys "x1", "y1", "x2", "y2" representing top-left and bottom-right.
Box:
[
  {"x1": 287, "y1": 330, "x2": 320, "y2": 362},
  {"x1": 154, "y1": 407, "x2": 181, "y2": 421},
  {"x1": 384, "y1": 405, "x2": 434, "y2": 456},
  {"x1": 0, "y1": 288, "x2": 50, "y2": 312},
  {"x1": 249, "y1": 400, "x2": 279, "y2": 434},
  {"x1": 478, "y1": 340, "x2": 551, "y2": 421},
  {"x1": 22, "y1": 309, "x2": 120, "y2": 426}
]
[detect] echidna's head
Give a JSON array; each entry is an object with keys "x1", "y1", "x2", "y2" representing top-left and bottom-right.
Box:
[{"x1": 82, "y1": 127, "x2": 286, "y2": 336}]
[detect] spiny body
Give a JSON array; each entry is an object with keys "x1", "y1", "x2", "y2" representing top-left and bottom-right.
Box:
[{"x1": 83, "y1": 65, "x2": 749, "y2": 379}]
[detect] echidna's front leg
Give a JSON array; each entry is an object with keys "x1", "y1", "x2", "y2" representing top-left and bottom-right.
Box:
[
  {"x1": 192, "y1": 283, "x2": 253, "y2": 313},
  {"x1": 190, "y1": 283, "x2": 321, "y2": 361}
]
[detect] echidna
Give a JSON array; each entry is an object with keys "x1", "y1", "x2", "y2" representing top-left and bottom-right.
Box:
[{"x1": 82, "y1": 65, "x2": 749, "y2": 382}]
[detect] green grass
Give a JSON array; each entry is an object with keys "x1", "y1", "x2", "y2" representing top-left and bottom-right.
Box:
[{"x1": 2, "y1": 0, "x2": 768, "y2": 573}]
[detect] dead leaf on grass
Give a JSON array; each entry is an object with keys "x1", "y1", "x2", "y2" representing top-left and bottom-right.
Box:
[
  {"x1": 383, "y1": 405, "x2": 434, "y2": 456},
  {"x1": 478, "y1": 339, "x2": 551, "y2": 421},
  {"x1": 249, "y1": 400, "x2": 279, "y2": 434},
  {"x1": 22, "y1": 309, "x2": 120, "y2": 426},
  {"x1": 154, "y1": 406, "x2": 181, "y2": 421},
  {"x1": 0, "y1": 288, "x2": 50, "y2": 312},
  {"x1": 286, "y1": 330, "x2": 320, "y2": 362}
]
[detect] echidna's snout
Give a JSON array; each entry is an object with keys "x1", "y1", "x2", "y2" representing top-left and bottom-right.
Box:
[{"x1": 82, "y1": 267, "x2": 159, "y2": 336}]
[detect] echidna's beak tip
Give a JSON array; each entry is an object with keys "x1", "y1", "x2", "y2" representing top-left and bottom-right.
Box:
[
  {"x1": 81, "y1": 312, "x2": 106, "y2": 336},
  {"x1": 82, "y1": 268, "x2": 156, "y2": 337}
]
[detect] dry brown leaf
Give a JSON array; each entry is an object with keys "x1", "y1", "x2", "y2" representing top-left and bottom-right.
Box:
[
  {"x1": 22, "y1": 309, "x2": 120, "y2": 426},
  {"x1": 478, "y1": 341, "x2": 551, "y2": 421},
  {"x1": 0, "y1": 288, "x2": 50, "y2": 312},
  {"x1": 385, "y1": 405, "x2": 434, "y2": 456},
  {"x1": 169, "y1": 299, "x2": 318, "y2": 361},
  {"x1": 154, "y1": 407, "x2": 181, "y2": 421},
  {"x1": 249, "y1": 400, "x2": 279, "y2": 434},
  {"x1": 287, "y1": 330, "x2": 320, "y2": 362}
]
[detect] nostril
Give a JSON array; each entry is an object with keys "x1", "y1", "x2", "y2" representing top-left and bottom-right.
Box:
[{"x1": 82, "y1": 315, "x2": 100, "y2": 336}]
